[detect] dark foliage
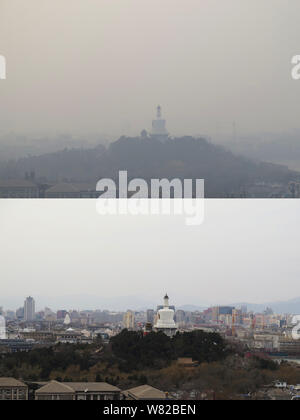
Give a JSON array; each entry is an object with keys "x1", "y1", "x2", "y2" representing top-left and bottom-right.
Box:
[
  {"x1": 110, "y1": 329, "x2": 229, "y2": 371},
  {"x1": 0, "y1": 343, "x2": 96, "y2": 380}
]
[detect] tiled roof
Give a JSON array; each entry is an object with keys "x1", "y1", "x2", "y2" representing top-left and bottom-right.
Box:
[
  {"x1": 68, "y1": 382, "x2": 120, "y2": 392},
  {"x1": 35, "y1": 381, "x2": 74, "y2": 394},
  {"x1": 124, "y1": 385, "x2": 166, "y2": 400},
  {"x1": 36, "y1": 380, "x2": 120, "y2": 394},
  {"x1": 0, "y1": 377, "x2": 27, "y2": 387}
]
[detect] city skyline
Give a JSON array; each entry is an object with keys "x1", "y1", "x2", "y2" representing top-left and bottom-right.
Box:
[
  {"x1": 2, "y1": 294, "x2": 300, "y2": 315},
  {"x1": 0, "y1": 292, "x2": 295, "y2": 328},
  {"x1": 1, "y1": 199, "x2": 300, "y2": 308}
]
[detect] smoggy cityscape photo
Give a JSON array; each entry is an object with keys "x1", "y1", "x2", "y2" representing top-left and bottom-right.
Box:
[{"x1": 1, "y1": 0, "x2": 300, "y2": 409}]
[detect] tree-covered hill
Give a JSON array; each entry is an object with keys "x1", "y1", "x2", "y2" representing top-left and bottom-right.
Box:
[
  {"x1": 110, "y1": 329, "x2": 228, "y2": 371},
  {"x1": 0, "y1": 136, "x2": 298, "y2": 197}
]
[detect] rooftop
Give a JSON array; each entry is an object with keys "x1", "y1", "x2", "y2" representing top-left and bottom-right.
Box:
[
  {"x1": 124, "y1": 385, "x2": 166, "y2": 400},
  {"x1": 0, "y1": 377, "x2": 27, "y2": 387},
  {"x1": 35, "y1": 380, "x2": 120, "y2": 394},
  {"x1": 35, "y1": 381, "x2": 74, "y2": 394}
]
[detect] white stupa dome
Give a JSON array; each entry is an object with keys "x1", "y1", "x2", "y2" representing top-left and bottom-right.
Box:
[{"x1": 154, "y1": 294, "x2": 177, "y2": 336}]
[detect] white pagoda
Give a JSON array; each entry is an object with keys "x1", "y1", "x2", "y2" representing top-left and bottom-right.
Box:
[
  {"x1": 151, "y1": 105, "x2": 169, "y2": 142},
  {"x1": 154, "y1": 294, "x2": 177, "y2": 337}
]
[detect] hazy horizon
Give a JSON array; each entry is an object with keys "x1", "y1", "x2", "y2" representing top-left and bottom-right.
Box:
[
  {"x1": 1, "y1": 199, "x2": 300, "y2": 311},
  {"x1": 2, "y1": 293, "x2": 300, "y2": 314},
  {"x1": 1, "y1": 0, "x2": 300, "y2": 139}
]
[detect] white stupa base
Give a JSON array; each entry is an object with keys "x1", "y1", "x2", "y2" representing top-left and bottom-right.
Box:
[{"x1": 154, "y1": 327, "x2": 177, "y2": 337}]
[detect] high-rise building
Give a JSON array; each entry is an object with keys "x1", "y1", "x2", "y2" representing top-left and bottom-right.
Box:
[
  {"x1": 123, "y1": 311, "x2": 135, "y2": 330},
  {"x1": 146, "y1": 309, "x2": 155, "y2": 324},
  {"x1": 24, "y1": 296, "x2": 35, "y2": 322},
  {"x1": 0, "y1": 315, "x2": 6, "y2": 339},
  {"x1": 175, "y1": 310, "x2": 186, "y2": 325}
]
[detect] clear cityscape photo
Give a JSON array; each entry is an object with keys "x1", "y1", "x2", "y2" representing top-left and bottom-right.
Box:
[
  {"x1": 1, "y1": 0, "x2": 300, "y2": 408},
  {"x1": 1, "y1": 199, "x2": 300, "y2": 403}
]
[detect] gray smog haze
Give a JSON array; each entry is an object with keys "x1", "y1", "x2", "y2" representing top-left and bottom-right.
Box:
[
  {"x1": 1, "y1": 0, "x2": 300, "y2": 139},
  {"x1": 1, "y1": 199, "x2": 300, "y2": 311}
]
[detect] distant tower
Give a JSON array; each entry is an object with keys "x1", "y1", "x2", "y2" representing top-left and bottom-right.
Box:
[
  {"x1": 151, "y1": 105, "x2": 169, "y2": 142},
  {"x1": 24, "y1": 296, "x2": 35, "y2": 322},
  {"x1": 123, "y1": 310, "x2": 135, "y2": 330},
  {"x1": 0, "y1": 315, "x2": 6, "y2": 339},
  {"x1": 146, "y1": 309, "x2": 155, "y2": 323}
]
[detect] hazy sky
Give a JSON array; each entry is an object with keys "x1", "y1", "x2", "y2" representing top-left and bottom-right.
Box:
[
  {"x1": 1, "y1": 0, "x2": 300, "y2": 139},
  {"x1": 1, "y1": 199, "x2": 300, "y2": 310}
]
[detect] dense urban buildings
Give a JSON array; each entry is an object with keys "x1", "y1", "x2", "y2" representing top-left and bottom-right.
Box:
[{"x1": 1, "y1": 294, "x2": 299, "y2": 357}]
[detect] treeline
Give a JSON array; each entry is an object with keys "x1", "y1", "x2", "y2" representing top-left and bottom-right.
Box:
[
  {"x1": 0, "y1": 330, "x2": 228, "y2": 380},
  {"x1": 0, "y1": 343, "x2": 98, "y2": 381}
]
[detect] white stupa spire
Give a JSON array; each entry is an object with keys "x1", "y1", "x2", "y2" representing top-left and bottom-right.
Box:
[{"x1": 157, "y1": 105, "x2": 162, "y2": 119}]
